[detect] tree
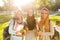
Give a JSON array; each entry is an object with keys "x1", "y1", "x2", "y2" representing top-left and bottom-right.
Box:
[{"x1": 2, "y1": 0, "x2": 17, "y2": 11}]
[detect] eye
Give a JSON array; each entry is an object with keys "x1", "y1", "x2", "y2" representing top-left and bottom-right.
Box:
[{"x1": 45, "y1": 13, "x2": 47, "y2": 14}]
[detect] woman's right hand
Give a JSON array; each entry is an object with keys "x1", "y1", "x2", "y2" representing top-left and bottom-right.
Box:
[
  {"x1": 14, "y1": 31, "x2": 22, "y2": 36},
  {"x1": 38, "y1": 31, "x2": 42, "y2": 35}
]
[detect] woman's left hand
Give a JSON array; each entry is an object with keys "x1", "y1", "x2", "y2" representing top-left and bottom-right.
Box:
[{"x1": 15, "y1": 31, "x2": 22, "y2": 36}]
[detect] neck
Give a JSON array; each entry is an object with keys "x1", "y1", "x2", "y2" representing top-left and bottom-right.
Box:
[{"x1": 17, "y1": 22, "x2": 23, "y2": 24}]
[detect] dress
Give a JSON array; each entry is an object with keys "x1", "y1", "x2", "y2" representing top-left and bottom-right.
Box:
[{"x1": 25, "y1": 30, "x2": 36, "y2": 40}]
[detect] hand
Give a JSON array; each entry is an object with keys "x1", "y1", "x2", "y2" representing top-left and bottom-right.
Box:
[
  {"x1": 16, "y1": 31, "x2": 20, "y2": 34},
  {"x1": 15, "y1": 31, "x2": 22, "y2": 36},
  {"x1": 38, "y1": 31, "x2": 42, "y2": 35}
]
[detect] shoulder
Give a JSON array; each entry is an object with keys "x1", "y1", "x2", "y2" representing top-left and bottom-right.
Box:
[
  {"x1": 50, "y1": 20, "x2": 56, "y2": 28},
  {"x1": 50, "y1": 20, "x2": 54, "y2": 24},
  {"x1": 9, "y1": 19, "x2": 15, "y2": 26},
  {"x1": 9, "y1": 19, "x2": 14, "y2": 23}
]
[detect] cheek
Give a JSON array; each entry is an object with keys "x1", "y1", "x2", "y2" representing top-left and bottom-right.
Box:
[
  {"x1": 41, "y1": 14, "x2": 44, "y2": 16},
  {"x1": 44, "y1": 14, "x2": 47, "y2": 17},
  {"x1": 29, "y1": 14, "x2": 33, "y2": 16}
]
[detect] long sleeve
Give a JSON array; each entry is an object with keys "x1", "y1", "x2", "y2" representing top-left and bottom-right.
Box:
[
  {"x1": 50, "y1": 21, "x2": 55, "y2": 35},
  {"x1": 9, "y1": 19, "x2": 16, "y2": 34},
  {"x1": 43, "y1": 21, "x2": 55, "y2": 36},
  {"x1": 54, "y1": 26, "x2": 60, "y2": 34}
]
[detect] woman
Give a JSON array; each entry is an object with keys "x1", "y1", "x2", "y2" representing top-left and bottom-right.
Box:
[
  {"x1": 25, "y1": 8, "x2": 37, "y2": 40},
  {"x1": 38, "y1": 7, "x2": 54, "y2": 40},
  {"x1": 9, "y1": 10, "x2": 25, "y2": 40},
  {"x1": 52, "y1": 21, "x2": 60, "y2": 40}
]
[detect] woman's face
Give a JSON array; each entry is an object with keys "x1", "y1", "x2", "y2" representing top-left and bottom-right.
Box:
[
  {"x1": 15, "y1": 11, "x2": 23, "y2": 23},
  {"x1": 41, "y1": 10, "x2": 48, "y2": 19},
  {"x1": 28, "y1": 9, "x2": 34, "y2": 16}
]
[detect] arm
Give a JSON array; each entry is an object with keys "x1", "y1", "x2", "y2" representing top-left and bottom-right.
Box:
[
  {"x1": 54, "y1": 26, "x2": 60, "y2": 34},
  {"x1": 9, "y1": 19, "x2": 16, "y2": 35},
  {"x1": 50, "y1": 21, "x2": 55, "y2": 35},
  {"x1": 43, "y1": 21, "x2": 55, "y2": 36}
]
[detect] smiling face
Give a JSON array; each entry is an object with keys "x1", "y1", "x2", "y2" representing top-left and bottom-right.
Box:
[
  {"x1": 40, "y1": 8, "x2": 49, "y2": 20},
  {"x1": 28, "y1": 9, "x2": 34, "y2": 17},
  {"x1": 14, "y1": 11, "x2": 23, "y2": 23},
  {"x1": 41, "y1": 10, "x2": 48, "y2": 19}
]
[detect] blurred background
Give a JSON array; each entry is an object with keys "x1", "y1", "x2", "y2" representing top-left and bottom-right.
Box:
[{"x1": 0, "y1": 0, "x2": 60, "y2": 40}]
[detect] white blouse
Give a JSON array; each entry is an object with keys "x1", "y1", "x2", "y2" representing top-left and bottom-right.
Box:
[{"x1": 14, "y1": 22, "x2": 24, "y2": 31}]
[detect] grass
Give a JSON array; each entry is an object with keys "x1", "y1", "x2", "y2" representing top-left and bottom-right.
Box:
[{"x1": 0, "y1": 14, "x2": 12, "y2": 23}]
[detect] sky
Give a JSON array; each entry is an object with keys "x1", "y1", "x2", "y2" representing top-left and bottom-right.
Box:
[
  {"x1": 0, "y1": 0, "x2": 4, "y2": 7},
  {"x1": 0, "y1": 0, "x2": 35, "y2": 7}
]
